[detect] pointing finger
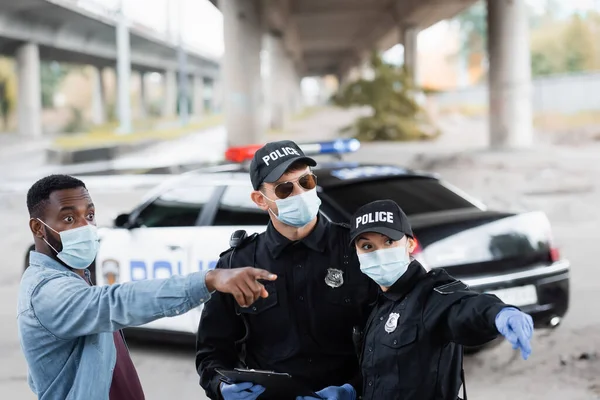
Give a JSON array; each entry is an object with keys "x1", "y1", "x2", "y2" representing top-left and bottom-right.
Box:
[{"x1": 251, "y1": 268, "x2": 277, "y2": 281}]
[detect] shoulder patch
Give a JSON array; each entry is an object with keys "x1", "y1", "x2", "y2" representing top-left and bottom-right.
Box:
[{"x1": 433, "y1": 279, "x2": 469, "y2": 295}]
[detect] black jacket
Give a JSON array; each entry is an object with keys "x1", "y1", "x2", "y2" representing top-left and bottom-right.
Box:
[
  {"x1": 195, "y1": 217, "x2": 378, "y2": 399},
  {"x1": 360, "y1": 261, "x2": 507, "y2": 400}
]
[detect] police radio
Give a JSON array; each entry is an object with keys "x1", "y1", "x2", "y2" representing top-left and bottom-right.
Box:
[{"x1": 229, "y1": 230, "x2": 248, "y2": 249}]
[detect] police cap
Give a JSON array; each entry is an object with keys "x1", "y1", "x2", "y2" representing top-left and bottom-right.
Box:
[
  {"x1": 349, "y1": 199, "x2": 413, "y2": 245},
  {"x1": 249, "y1": 140, "x2": 317, "y2": 190}
]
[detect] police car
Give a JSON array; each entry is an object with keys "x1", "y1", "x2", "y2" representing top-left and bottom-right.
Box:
[{"x1": 23, "y1": 139, "x2": 570, "y2": 342}]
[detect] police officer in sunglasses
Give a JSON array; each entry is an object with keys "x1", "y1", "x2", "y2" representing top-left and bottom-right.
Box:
[{"x1": 196, "y1": 140, "x2": 378, "y2": 400}]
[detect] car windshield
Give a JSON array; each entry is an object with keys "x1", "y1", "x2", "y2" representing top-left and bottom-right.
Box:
[{"x1": 322, "y1": 177, "x2": 478, "y2": 217}]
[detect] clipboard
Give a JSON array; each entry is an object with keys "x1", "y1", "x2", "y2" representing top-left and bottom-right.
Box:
[{"x1": 215, "y1": 368, "x2": 323, "y2": 399}]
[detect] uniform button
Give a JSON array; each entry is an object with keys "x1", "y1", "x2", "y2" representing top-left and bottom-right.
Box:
[
  {"x1": 380, "y1": 316, "x2": 384, "y2": 321},
  {"x1": 297, "y1": 264, "x2": 302, "y2": 268},
  {"x1": 252, "y1": 306, "x2": 257, "y2": 311},
  {"x1": 308, "y1": 358, "x2": 312, "y2": 363},
  {"x1": 368, "y1": 347, "x2": 373, "y2": 352},
  {"x1": 368, "y1": 381, "x2": 373, "y2": 386},
  {"x1": 344, "y1": 298, "x2": 351, "y2": 304},
  {"x1": 299, "y1": 296, "x2": 304, "y2": 301},
  {"x1": 175, "y1": 310, "x2": 180, "y2": 315},
  {"x1": 393, "y1": 340, "x2": 398, "y2": 345}
]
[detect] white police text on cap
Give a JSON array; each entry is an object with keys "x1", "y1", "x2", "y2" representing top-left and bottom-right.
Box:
[
  {"x1": 356, "y1": 211, "x2": 394, "y2": 228},
  {"x1": 262, "y1": 147, "x2": 300, "y2": 166}
]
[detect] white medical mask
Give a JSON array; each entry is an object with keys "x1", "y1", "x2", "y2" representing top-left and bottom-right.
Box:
[
  {"x1": 358, "y1": 244, "x2": 411, "y2": 287},
  {"x1": 263, "y1": 188, "x2": 321, "y2": 228},
  {"x1": 38, "y1": 219, "x2": 100, "y2": 270}
]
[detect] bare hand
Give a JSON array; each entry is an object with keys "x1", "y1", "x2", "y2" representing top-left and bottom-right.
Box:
[{"x1": 205, "y1": 268, "x2": 277, "y2": 307}]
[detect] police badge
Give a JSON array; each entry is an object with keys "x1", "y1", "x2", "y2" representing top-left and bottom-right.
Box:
[
  {"x1": 324, "y1": 268, "x2": 344, "y2": 288},
  {"x1": 385, "y1": 312, "x2": 400, "y2": 333}
]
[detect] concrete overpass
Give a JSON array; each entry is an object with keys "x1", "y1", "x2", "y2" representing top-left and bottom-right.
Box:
[
  {"x1": 212, "y1": 0, "x2": 532, "y2": 150},
  {"x1": 0, "y1": 0, "x2": 221, "y2": 137}
]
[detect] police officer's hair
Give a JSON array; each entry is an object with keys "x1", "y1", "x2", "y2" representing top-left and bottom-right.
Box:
[
  {"x1": 259, "y1": 160, "x2": 312, "y2": 192},
  {"x1": 27, "y1": 174, "x2": 87, "y2": 218}
]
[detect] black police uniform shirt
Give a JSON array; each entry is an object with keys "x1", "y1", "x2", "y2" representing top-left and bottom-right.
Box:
[
  {"x1": 195, "y1": 216, "x2": 378, "y2": 400},
  {"x1": 360, "y1": 261, "x2": 507, "y2": 400}
]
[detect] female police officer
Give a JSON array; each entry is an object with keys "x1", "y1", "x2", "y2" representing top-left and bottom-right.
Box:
[{"x1": 346, "y1": 199, "x2": 533, "y2": 400}]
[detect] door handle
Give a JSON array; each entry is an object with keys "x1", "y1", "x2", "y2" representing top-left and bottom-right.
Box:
[{"x1": 167, "y1": 245, "x2": 183, "y2": 251}]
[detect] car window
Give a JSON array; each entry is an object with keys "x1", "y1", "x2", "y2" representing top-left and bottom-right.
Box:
[
  {"x1": 323, "y1": 177, "x2": 477, "y2": 217},
  {"x1": 137, "y1": 185, "x2": 216, "y2": 228},
  {"x1": 213, "y1": 185, "x2": 270, "y2": 226}
]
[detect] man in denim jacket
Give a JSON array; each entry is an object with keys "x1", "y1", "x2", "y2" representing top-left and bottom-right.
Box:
[{"x1": 17, "y1": 175, "x2": 276, "y2": 400}]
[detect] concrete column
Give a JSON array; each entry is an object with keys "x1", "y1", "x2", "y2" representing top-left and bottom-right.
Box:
[
  {"x1": 138, "y1": 71, "x2": 147, "y2": 119},
  {"x1": 162, "y1": 69, "x2": 177, "y2": 118},
  {"x1": 16, "y1": 42, "x2": 41, "y2": 137},
  {"x1": 211, "y1": 78, "x2": 222, "y2": 113},
  {"x1": 283, "y1": 56, "x2": 297, "y2": 117},
  {"x1": 116, "y1": 9, "x2": 132, "y2": 134},
  {"x1": 402, "y1": 26, "x2": 419, "y2": 85},
  {"x1": 222, "y1": 0, "x2": 263, "y2": 146},
  {"x1": 267, "y1": 34, "x2": 289, "y2": 131},
  {"x1": 193, "y1": 75, "x2": 205, "y2": 116},
  {"x1": 293, "y1": 69, "x2": 303, "y2": 114},
  {"x1": 91, "y1": 66, "x2": 106, "y2": 125},
  {"x1": 487, "y1": 0, "x2": 533, "y2": 149}
]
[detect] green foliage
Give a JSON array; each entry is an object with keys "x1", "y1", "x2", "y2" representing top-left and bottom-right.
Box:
[
  {"x1": 455, "y1": 0, "x2": 487, "y2": 59},
  {"x1": 332, "y1": 52, "x2": 439, "y2": 142},
  {"x1": 0, "y1": 57, "x2": 17, "y2": 129},
  {"x1": 40, "y1": 61, "x2": 71, "y2": 109},
  {"x1": 63, "y1": 106, "x2": 89, "y2": 134},
  {"x1": 531, "y1": 13, "x2": 600, "y2": 77}
]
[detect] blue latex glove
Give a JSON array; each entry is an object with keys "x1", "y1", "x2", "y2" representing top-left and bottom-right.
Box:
[
  {"x1": 220, "y1": 382, "x2": 265, "y2": 400},
  {"x1": 495, "y1": 307, "x2": 534, "y2": 360},
  {"x1": 296, "y1": 383, "x2": 356, "y2": 400}
]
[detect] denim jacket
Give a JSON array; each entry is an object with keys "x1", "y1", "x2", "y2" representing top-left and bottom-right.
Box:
[{"x1": 17, "y1": 251, "x2": 211, "y2": 400}]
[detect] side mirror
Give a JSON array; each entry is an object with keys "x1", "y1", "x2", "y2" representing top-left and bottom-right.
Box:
[{"x1": 114, "y1": 213, "x2": 131, "y2": 228}]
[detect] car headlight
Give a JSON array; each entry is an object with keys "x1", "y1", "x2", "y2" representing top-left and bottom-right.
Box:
[{"x1": 102, "y1": 259, "x2": 120, "y2": 285}]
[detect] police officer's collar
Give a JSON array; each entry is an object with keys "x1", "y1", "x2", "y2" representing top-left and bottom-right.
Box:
[
  {"x1": 382, "y1": 261, "x2": 427, "y2": 301},
  {"x1": 265, "y1": 215, "x2": 328, "y2": 258}
]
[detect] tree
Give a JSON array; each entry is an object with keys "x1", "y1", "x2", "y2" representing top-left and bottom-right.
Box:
[
  {"x1": 455, "y1": 0, "x2": 487, "y2": 61},
  {"x1": 332, "y1": 52, "x2": 439, "y2": 142},
  {"x1": 562, "y1": 14, "x2": 596, "y2": 72},
  {"x1": 530, "y1": 13, "x2": 599, "y2": 76},
  {"x1": 40, "y1": 61, "x2": 70, "y2": 109},
  {"x1": 0, "y1": 57, "x2": 17, "y2": 130}
]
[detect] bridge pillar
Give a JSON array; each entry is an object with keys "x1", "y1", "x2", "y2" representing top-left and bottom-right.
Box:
[
  {"x1": 211, "y1": 78, "x2": 222, "y2": 113},
  {"x1": 267, "y1": 34, "x2": 289, "y2": 131},
  {"x1": 16, "y1": 42, "x2": 41, "y2": 137},
  {"x1": 285, "y1": 55, "x2": 300, "y2": 115},
  {"x1": 193, "y1": 75, "x2": 205, "y2": 117},
  {"x1": 402, "y1": 26, "x2": 419, "y2": 85},
  {"x1": 91, "y1": 66, "x2": 107, "y2": 125},
  {"x1": 163, "y1": 69, "x2": 177, "y2": 118},
  {"x1": 138, "y1": 71, "x2": 147, "y2": 120},
  {"x1": 222, "y1": 0, "x2": 263, "y2": 146},
  {"x1": 487, "y1": 0, "x2": 533, "y2": 148}
]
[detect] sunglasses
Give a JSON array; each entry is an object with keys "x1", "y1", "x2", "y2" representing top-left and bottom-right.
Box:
[{"x1": 272, "y1": 173, "x2": 318, "y2": 199}]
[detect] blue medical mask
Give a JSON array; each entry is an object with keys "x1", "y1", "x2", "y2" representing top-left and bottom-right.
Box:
[
  {"x1": 358, "y1": 244, "x2": 411, "y2": 287},
  {"x1": 38, "y1": 219, "x2": 100, "y2": 270},
  {"x1": 264, "y1": 188, "x2": 321, "y2": 228}
]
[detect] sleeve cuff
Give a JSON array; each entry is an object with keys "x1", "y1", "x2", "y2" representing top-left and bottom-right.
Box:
[
  {"x1": 486, "y1": 303, "x2": 512, "y2": 333},
  {"x1": 186, "y1": 270, "x2": 212, "y2": 307}
]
